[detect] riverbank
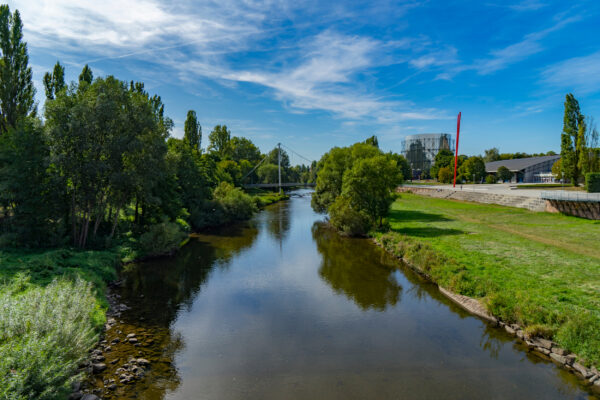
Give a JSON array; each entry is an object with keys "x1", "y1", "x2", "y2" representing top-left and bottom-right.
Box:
[
  {"x1": 0, "y1": 192, "x2": 289, "y2": 399},
  {"x1": 373, "y1": 193, "x2": 600, "y2": 385}
]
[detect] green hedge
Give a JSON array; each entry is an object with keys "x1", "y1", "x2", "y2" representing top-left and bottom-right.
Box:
[{"x1": 585, "y1": 172, "x2": 600, "y2": 193}]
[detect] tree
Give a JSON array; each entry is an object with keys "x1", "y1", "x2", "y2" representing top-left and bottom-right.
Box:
[
  {"x1": 483, "y1": 147, "x2": 500, "y2": 162},
  {"x1": 552, "y1": 159, "x2": 563, "y2": 181},
  {"x1": 437, "y1": 166, "x2": 452, "y2": 183},
  {"x1": 79, "y1": 64, "x2": 93, "y2": 85},
  {"x1": 341, "y1": 155, "x2": 401, "y2": 227},
  {"x1": 497, "y1": 166, "x2": 512, "y2": 182},
  {"x1": 43, "y1": 61, "x2": 65, "y2": 100},
  {"x1": 208, "y1": 124, "x2": 231, "y2": 158},
  {"x1": 0, "y1": 118, "x2": 57, "y2": 245},
  {"x1": 0, "y1": 5, "x2": 35, "y2": 134},
  {"x1": 387, "y1": 152, "x2": 411, "y2": 182},
  {"x1": 459, "y1": 156, "x2": 486, "y2": 183},
  {"x1": 431, "y1": 149, "x2": 454, "y2": 180},
  {"x1": 582, "y1": 117, "x2": 599, "y2": 175},
  {"x1": 364, "y1": 135, "x2": 379, "y2": 148},
  {"x1": 230, "y1": 136, "x2": 261, "y2": 164},
  {"x1": 267, "y1": 146, "x2": 290, "y2": 169},
  {"x1": 183, "y1": 110, "x2": 201, "y2": 151},
  {"x1": 257, "y1": 163, "x2": 279, "y2": 183},
  {"x1": 561, "y1": 93, "x2": 586, "y2": 185}
]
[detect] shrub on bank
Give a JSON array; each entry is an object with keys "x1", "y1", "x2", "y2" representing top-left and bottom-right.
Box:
[
  {"x1": 138, "y1": 222, "x2": 188, "y2": 257},
  {"x1": 585, "y1": 172, "x2": 600, "y2": 193},
  {"x1": 485, "y1": 174, "x2": 497, "y2": 184},
  {"x1": 0, "y1": 276, "x2": 101, "y2": 400},
  {"x1": 329, "y1": 196, "x2": 372, "y2": 236},
  {"x1": 213, "y1": 182, "x2": 257, "y2": 222}
]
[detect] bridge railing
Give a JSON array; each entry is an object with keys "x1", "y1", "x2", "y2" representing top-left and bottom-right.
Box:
[{"x1": 540, "y1": 191, "x2": 600, "y2": 202}]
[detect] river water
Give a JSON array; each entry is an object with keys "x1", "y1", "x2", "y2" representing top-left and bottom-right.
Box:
[{"x1": 90, "y1": 190, "x2": 597, "y2": 399}]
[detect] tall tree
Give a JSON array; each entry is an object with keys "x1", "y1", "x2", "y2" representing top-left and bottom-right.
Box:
[
  {"x1": 483, "y1": 147, "x2": 500, "y2": 162},
  {"x1": 184, "y1": 110, "x2": 201, "y2": 150},
  {"x1": 78, "y1": 64, "x2": 93, "y2": 85},
  {"x1": 364, "y1": 135, "x2": 379, "y2": 148},
  {"x1": 0, "y1": 5, "x2": 35, "y2": 134},
  {"x1": 561, "y1": 94, "x2": 586, "y2": 185},
  {"x1": 43, "y1": 61, "x2": 65, "y2": 100},
  {"x1": 208, "y1": 124, "x2": 231, "y2": 158},
  {"x1": 230, "y1": 136, "x2": 261, "y2": 163}
]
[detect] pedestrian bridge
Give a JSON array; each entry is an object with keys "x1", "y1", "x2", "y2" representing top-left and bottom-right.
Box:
[{"x1": 243, "y1": 182, "x2": 315, "y2": 189}]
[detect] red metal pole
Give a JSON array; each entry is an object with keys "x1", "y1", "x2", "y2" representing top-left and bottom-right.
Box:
[{"x1": 453, "y1": 112, "x2": 461, "y2": 188}]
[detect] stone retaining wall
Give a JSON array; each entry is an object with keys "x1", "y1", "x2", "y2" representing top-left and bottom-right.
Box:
[
  {"x1": 545, "y1": 200, "x2": 600, "y2": 220},
  {"x1": 397, "y1": 187, "x2": 547, "y2": 212}
]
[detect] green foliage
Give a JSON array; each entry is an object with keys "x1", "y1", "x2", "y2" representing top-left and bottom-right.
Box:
[
  {"x1": 230, "y1": 136, "x2": 261, "y2": 164},
  {"x1": 430, "y1": 149, "x2": 454, "y2": 179},
  {"x1": 138, "y1": 222, "x2": 187, "y2": 257},
  {"x1": 485, "y1": 174, "x2": 497, "y2": 184},
  {"x1": 328, "y1": 195, "x2": 372, "y2": 236},
  {"x1": 183, "y1": 109, "x2": 201, "y2": 151},
  {"x1": 208, "y1": 124, "x2": 231, "y2": 159},
  {"x1": 78, "y1": 64, "x2": 93, "y2": 85},
  {"x1": 43, "y1": 61, "x2": 65, "y2": 100},
  {"x1": 437, "y1": 166, "x2": 453, "y2": 183},
  {"x1": 257, "y1": 163, "x2": 279, "y2": 183},
  {"x1": 458, "y1": 156, "x2": 486, "y2": 183},
  {"x1": 561, "y1": 93, "x2": 586, "y2": 185},
  {"x1": 364, "y1": 135, "x2": 379, "y2": 148},
  {"x1": 0, "y1": 118, "x2": 62, "y2": 246},
  {"x1": 213, "y1": 182, "x2": 257, "y2": 222},
  {"x1": 0, "y1": 276, "x2": 101, "y2": 400},
  {"x1": 341, "y1": 155, "x2": 401, "y2": 226},
  {"x1": 0, "y1": 5, "x2": 35, "y2": 134},
  {"x1": 217, "y1": 159, "x2": 242, "y2": 185},
  {"x1": 312, "y1": 142, "x2": 402, "y2": 235},
  {"x1": 585, "y1": 172, "x2": 600, "y2": 193},
  {"x1": 483, "y1": 147, "x2": 500, "y2": 162},
  {"x1": 497, "y1": 165, "x2": 512, "y2": 182}
]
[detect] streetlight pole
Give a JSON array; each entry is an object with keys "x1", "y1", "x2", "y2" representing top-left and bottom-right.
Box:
[{"x1": 278, "y1": 142, "x2": 282, "y2": 192}]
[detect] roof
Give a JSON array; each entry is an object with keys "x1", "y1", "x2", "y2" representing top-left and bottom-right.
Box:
[
  {"x1": 404, "y1": 133, "x2": 451, "y2": 140},
  {"x1": 485, "y1": 155, "x2": 560, "y2": 172}
]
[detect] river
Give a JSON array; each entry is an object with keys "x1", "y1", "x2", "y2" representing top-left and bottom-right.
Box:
[{"x1": 89, "y1": 190, "x2": 597, "y2": 399}]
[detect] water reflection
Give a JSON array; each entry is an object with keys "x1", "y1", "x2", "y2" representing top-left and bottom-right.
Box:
[
  {"x1": 313, "y1": 222, "x2": 402, "y2": 311},
  {"x1": 264, "y1": 199, "x2": 291, "y2": 242}
]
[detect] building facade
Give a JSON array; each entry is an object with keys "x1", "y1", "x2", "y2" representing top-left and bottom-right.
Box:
[
  {"x1": 401, "y1": 133, "x2": 454, "y2": 179},
  {"x1": 485, "y1": 155, "x2": 560, "y2": 183}
]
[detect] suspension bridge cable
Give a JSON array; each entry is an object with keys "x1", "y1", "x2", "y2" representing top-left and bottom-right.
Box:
[
  {"x1": 280, "y1": 143, "x2": 313, "y2": 164},
  {"x1": 241, "y1": 153, "x2": 269, "y2": 181}
]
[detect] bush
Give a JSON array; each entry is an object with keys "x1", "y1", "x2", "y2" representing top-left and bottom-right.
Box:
[
  {"x1": 437, "y1": 166, "x2": 453, "y2": 183},
  {"x1": 138, "y1": 222, "x2": 187, "y2": 257},
  {"x1": 585, "y1": 172, "x2": 600, "y2": 193},
  {"x1": 485, "y1": 174, "x2": 497, "y2": 184},
  {"x1": 328, "y1": 196, "x2": 372, "y2": 236},
  {"x1": 213, "y1": 182, "x2": 257, "y2": 222},
  {"x1": 0, "y1": 276, "x2": 101, "y2": 400}
]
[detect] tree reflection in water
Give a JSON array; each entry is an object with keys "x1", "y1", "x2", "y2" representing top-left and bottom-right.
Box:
[
  {"x1": 92, "y1": 221, "x2": 260, "y2": 399},
  {"x1": 312, "y1": 222, "x2": 402, "y2": 311}
]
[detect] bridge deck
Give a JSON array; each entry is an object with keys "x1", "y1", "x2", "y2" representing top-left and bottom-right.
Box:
[{"x1": 243, "y1": 183, "x2": 315, "y2": 189}]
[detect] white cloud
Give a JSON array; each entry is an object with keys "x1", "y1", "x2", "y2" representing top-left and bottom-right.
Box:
[
  {"x1": 9, "y1": 0, "x2": 448, "y2": 125},
  {"x1": 541, "y1": 51, "x2": 600, "y2": 94}
]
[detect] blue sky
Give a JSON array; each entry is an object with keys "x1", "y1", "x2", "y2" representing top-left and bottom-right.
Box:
[{"x1": 8, "y1": 0, "x2": 600, "y2": 163}]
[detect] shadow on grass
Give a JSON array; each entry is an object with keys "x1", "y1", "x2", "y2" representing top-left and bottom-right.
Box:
[
  {"x1": 388, "y1": 209, "x2": 453, "y2": 223},
  {"x1": 391, "y1": 226, "x2": 464, "y2": 238}
]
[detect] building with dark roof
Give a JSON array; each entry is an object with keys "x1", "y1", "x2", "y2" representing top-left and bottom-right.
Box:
[{"x1": 485, "y1": 155, "x2": 560, "y2": 183}]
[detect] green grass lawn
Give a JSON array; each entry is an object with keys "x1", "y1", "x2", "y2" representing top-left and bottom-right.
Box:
[{"x1": 376, "y1": 193, "x2": 600, "y2": 366}]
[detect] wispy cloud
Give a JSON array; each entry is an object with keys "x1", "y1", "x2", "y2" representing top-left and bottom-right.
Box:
[
  {"x1": 11, "y1": 0, "x2": 448, "y2": 126},
  {"x1": 541, "y1": 51, "x2": 600, "y2": 94}
]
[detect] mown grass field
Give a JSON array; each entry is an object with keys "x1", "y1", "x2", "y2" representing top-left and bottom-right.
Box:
[{"x1": 376, "y1": 193, "x2": 600, "y2": 366}]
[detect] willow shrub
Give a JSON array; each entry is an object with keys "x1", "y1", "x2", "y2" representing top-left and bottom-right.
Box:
[
  {"x1": 138, "y1": 221, "x2": 188, "y2": 257},
  {"x1": 0, "y1": 275, "x2": 101, "y2": 399}
]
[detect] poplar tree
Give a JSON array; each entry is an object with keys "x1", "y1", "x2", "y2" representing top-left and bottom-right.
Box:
[
  {"x1": 43, "y1": 61, "x2": 65, "y2": 100},
  {"x1": 561, "y1": 94, "x2": 586, "y2": 185},
  {"x1": 79, "y1": 64, "x2": 93, "y2": 85},
  {"x1": 0, "y1": 5, "x2": 35, "y2": 134},
  {"x1": 184, "y1": 109, "x2": 201, "y2": 150}
]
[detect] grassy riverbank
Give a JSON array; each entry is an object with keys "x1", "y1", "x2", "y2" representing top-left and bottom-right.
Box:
[
  {"x1": 0, "y1": 248, "x2": 121, "y2": 399},
  {"x1": 375, "y1": 193, "x2": 600, "y2": 366}
]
